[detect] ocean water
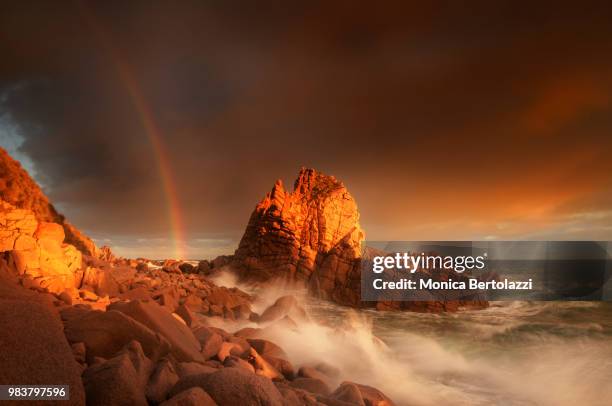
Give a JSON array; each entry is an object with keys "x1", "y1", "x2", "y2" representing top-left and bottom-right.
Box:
[
  {"x1": 209, "y1": 273, "x2": 612, "y2": 405},
  {"x1": 301, "y1": 300, "x2": 612, "y2": 406}
]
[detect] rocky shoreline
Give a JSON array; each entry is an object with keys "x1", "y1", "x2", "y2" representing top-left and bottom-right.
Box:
[
  {"x1": 0, "y1": 148, "x2": 485, "y2": 405},
  {"x1": 1, "y1": 249, "x2": 396, "y2": 405}
]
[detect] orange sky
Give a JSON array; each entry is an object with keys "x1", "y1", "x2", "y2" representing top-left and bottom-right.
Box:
[{"x1": 1, "y1": 1, "x2": 611, "y2": 258}]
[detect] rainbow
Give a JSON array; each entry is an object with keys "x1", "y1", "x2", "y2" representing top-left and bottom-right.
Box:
[{"x1": 79, "y1": 4, "x2": 186, "y2": 259}]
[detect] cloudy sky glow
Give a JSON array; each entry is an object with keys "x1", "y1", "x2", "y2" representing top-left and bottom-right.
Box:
[{"x1": 1, "y1": 1, "x2": 611, "y2": 259}]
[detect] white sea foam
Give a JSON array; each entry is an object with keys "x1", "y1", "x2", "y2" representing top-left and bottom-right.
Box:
[{"x1": 208, "y1": 275, "x2": 612, "y2": 406}]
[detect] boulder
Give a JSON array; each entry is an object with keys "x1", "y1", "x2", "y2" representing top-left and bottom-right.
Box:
[
  {"x1": 329, "y1": 382, "x2": 366, "y2": 405},
  {"x1": 337, "y1": 382, "x2": 396, "y2": 406},
  {"x1": 290, "y1": 377, "x2": 331, "y2": 396},
  {"x1": 146, "y1": 358, "x2": 179, "y2": 404},
  {"x1": 177, "y1": 362, "x2": 217, "y2": 378},
  {"x1": 82, "y1": 341, "x2": 152, "y2": 406},
  {"x1": 155, "y1": 286, "x2": 180, "y2": 312},
  {"x1": 223, "y1": 355, "x2": 256, "y2": 374},
  {"x1": 259, "y1": 295, "x2": 308, "y2": 324},
  {"x1": 71, "y1": 342, "x2": 87, "y2": 364},
  {"x1": 109, "y1": 300, "x2": 204, "y2": 362},
  {"x1": 299, "y1": 366, "x2": 330, "y2": 382},
  {"x1": 81, "y1": 266, "x2": 120, "y2": 297},
  {"x1": 274, "y1": 381, "x2": 321, "y2": 406},
  {"x1": 217, "y1": 342, "x2": 244, "y2": 362},
  {"x1": 206, "y1": 286, "x2": 250, "y2": 310},
  {"x1": 265, "y1": 356, "x2": 295, "y2": 380},
  {"x1": 182, "y1": 294, "x2": 204, "y2": 312},
  {"x1": 0, "y1": 276, "x2": 85, "y2": 406},
  {"x1": 119, "y1": 286, "x2": 153, "y2": 302},
  {"x1": 249, "y1": 348, "x2": 282, "y2": 380},
  {"x1": 192, "y1": 327, "x2": 223, "y2": 360},
  {"x1": 169, "y1": 368, "x2": 284, "y2": 406},
  {"x1": 63, "y1": 309, "x2": 172, "y2": 363},
  {"x1": 161, "y1": 387, "x2": 217, "y2": 406},
  {"x1": 178, "y1": 262, "x2": 196, "y2": 274},
  {"x1": 234, "y1": 327, "x2": 262, "y2": 338},
  {"x1": 228, "y1": 335, "x2": 251, "y2": 355},
  {"x1": 175, "y1": 304, "x2": 195, "y2": 326},
  {"x1": 247, "y1": 338, "x2": 288, "y2": 359}
]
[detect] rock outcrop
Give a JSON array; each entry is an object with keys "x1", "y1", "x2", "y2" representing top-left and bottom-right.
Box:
[
  {"x1": 0, "y1": 271, "x2": 86, "y2": 405},
  {"x1": 0, "y1": 147, "x2": 98, "y2": 256},
  {"x1": 232, "y1": 167, "x2": 488, "y2": 312},
  {"x1": 233, "y1": 168, "x2": 364, "y2": 305},
  {"x1": 0, "y1": 200, "x2": 83, "y2": 294},
  {"x1": 0, "y1": 151, "x2": 398, "y2": 405}
]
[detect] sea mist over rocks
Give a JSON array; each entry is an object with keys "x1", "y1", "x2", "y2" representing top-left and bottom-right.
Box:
[{"x1": 209, "y1": 271, "x2": 612, "y2": 406}]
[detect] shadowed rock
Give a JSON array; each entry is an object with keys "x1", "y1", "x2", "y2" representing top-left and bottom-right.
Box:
[
  {"x1": 169, "y1": 368, "x2": 284, "y2": 406},
  {"x1": 63, "y1": 309, "x2": 171, "y2": 363},
  {"x1": 82, "y1": 341, "x2": 152, "y2": 406},
  {"x1": 160, "y1": 387, "x2": 217, "y2": 406},
  {"x1": 0, "y1": 274, "x2": 85, "y2": 406},
  {"x1": 146, "y1": 358, "x2": 179, "y2": 404},
  {"x1": 108, "y1": 300, "x2": 204, "y2": 362},
  {"x1": 290, "y1": 377, "x2": 332, "y2": 396}
]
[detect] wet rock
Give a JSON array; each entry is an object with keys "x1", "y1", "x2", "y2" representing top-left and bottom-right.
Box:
[
  {"x1": 259, "y1": 295, "x2": 308, "y2": 324},
  {"x1": 338, "y1": 382, "x2": 396, "y2": 406},
  {"x1": 249, "y1": 348, "x2": 282, "y2": 380},
  {"x1": 275, "y1": 381, "x2": 320, "y2": 406},
  {"x1": 247, "y1": 338, "x2": 288, "y2": 359},
  {"x1": 265, "y1": 355, "x2": 295, "y2": 380},
  {"x1": 290, "y1": 377, "x2": 331, "y2": 396},
  {"x1": 329, "y1": 382, "x2": 366, "y2": 405},
  {"x1": 299, "y1": 366, "x2": 330, "y2": 382},
  {"x1": 228, "y1": 335, "x2": 251, "y2": 355},
  {"x1": 234, "y1": 327, "x2": 262, "y2": 338}
]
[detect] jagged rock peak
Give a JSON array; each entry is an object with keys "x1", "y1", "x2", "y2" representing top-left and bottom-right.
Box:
[
  {"x1": 293, "y1": 167, "x2": 344, "y2": 197},
  {"x1": 0, "y1": 147, "x2": 98, "y2": 256},
  {"x1": 233, "y1": 167, "x2": 364, "y2": 305}
]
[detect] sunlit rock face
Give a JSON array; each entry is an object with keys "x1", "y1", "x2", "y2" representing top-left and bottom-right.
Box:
[
  {"x1": 0, "y1": 200, "x2": 83, "y2": 294},
  {"x1": 0, "y1": 147, "x2": 98, "y2": 256},
  {"x1": 233, "y1": 168, "x2": 364, "y2": 305}
]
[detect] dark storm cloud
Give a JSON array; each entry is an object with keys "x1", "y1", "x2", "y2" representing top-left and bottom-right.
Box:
[{"x1": 1, "y1": 1, "x2": 612, "y2": 257}]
